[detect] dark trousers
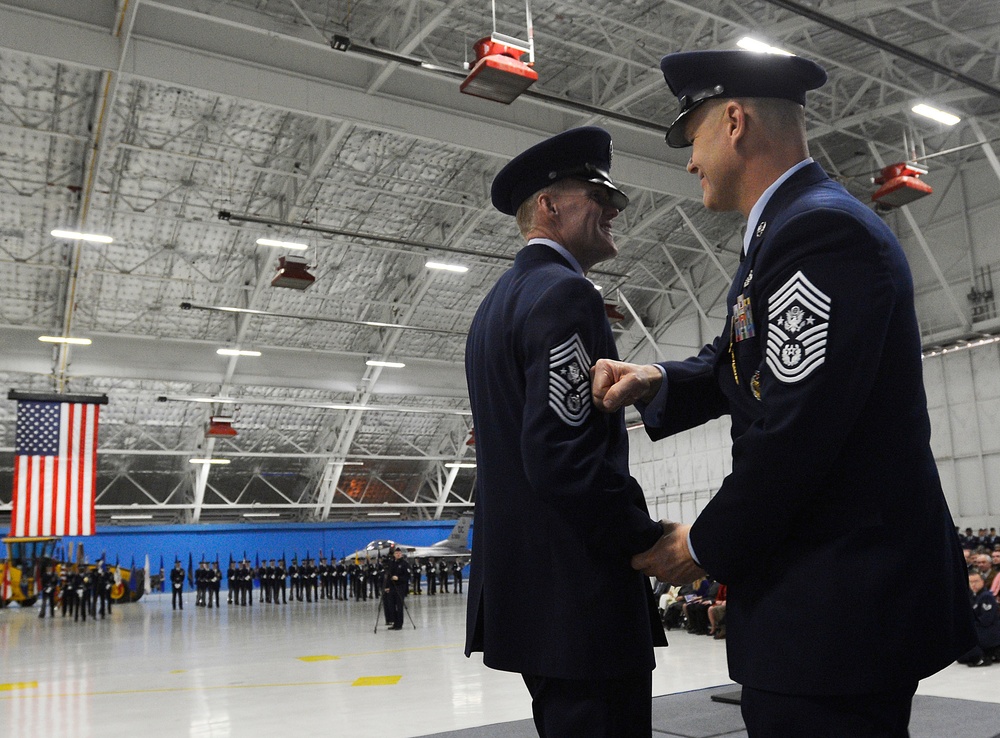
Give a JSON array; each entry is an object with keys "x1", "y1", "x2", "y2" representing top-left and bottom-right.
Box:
[
  {"x1": 386, "y1": 585, "x2": 405, "y2": 628},
  {"x1": 521, "y1": 671, "x2": 652, "y2": 738},
  {"x1": 740, "y1": 682, "x2": 918, "y2": 738},
  {"x1": 172, "y1": 585, "x2": 183, "y2": 610}
]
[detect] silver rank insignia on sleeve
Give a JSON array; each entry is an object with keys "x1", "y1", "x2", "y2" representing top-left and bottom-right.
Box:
[
  {"x1": 765, "y1": 271, "x2": 831, "y2": 383},
  {"x1": 548, "y1": 333, "x2": 592, "y2": 426}
]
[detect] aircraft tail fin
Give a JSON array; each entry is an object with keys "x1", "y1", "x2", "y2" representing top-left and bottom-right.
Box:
[{"x1": 444, "y1": 513, "x2": 473, "y2": 548}]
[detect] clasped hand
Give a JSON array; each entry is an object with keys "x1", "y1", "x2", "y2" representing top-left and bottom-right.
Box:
[{"x1": 631, "y1": 521, "x2": 706, "y2": 585}]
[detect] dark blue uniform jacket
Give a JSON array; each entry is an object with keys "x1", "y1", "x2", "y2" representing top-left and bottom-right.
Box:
[
  {"x1": 465, "y1": 242, "x2": 666, "y2": 680},
  {"x1": 643, "y1": 163, "x2": 975, "y2": 694}
]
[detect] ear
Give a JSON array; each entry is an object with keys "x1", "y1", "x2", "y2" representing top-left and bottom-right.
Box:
[
  {"x1": 724, "y1": 101, "x2": 748, "y2": 146},
  {"x1": 538, "y1": 192, "x2": 558, "y2": 216}
]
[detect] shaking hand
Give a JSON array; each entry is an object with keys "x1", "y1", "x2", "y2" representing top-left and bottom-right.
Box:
[{"x1": 631, "y1": 521, "x2": 706, "y2": 585}]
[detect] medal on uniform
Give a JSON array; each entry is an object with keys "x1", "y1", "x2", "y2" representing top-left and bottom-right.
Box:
[
  {"x1": 732, "y1": 293, "x2": 755, "y2": 342},
  {"x1": 751, "y1": 370, "x2": 761, "y2": 400}
]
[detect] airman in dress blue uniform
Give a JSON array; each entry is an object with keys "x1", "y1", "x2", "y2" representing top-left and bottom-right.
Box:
[
  {"x1": 592, "y1": 50, "x2": 975, "y2": 737},
  {"x1": 465, "y1": 126, "x2": 666, "y2": 738}
]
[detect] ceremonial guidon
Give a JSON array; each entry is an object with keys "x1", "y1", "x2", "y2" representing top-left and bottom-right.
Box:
[
  {"x1": 465, "y1": 127, "x2": 665, "y2": 683},
  {"x1": 644, "y1": 49, "x2": 974, "y2": 698}
]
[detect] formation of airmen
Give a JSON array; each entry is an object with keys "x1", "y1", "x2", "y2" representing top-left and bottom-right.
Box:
[
  {"x1": 168, "y1": 555, "x2": 466, "y2": 609},
  {"x1": 37, "y1": 563, "x2": 118, "y2": 622}
]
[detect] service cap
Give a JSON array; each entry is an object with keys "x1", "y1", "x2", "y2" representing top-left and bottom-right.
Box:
[
  {"x1": 490, "y1": 126, "x2": 629, "y2": 216},
  {"x1": 660, "y1": 50, "x2": 827, "y2": 147}
]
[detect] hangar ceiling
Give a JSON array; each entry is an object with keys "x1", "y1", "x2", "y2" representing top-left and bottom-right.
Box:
[{"x1": 0, "y1": 0, "x2": 997, "y2": 524}]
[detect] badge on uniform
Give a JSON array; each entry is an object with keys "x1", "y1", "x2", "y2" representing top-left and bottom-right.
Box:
[
  {"x1": 549, "y1": 333, "x2": 592, "y2": 427},
  {"x1": 765, "y1": 271, "x2": 831, "y2": 383},
  {"x1": 732, "y1": 293, "x2": 755, "y2": 342}
]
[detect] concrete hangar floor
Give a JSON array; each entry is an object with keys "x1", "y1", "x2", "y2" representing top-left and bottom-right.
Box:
[{"x1": 0, "y1": 590, "x2": 997, "y2": 737}]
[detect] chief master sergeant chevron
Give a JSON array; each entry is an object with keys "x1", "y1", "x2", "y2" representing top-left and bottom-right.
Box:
[
  {"x1": 464, "y1": 127, "x2": 667, "y2": 738},
  {"x1": 591, "y1": 50, "x2": 975, "y2": 737}
]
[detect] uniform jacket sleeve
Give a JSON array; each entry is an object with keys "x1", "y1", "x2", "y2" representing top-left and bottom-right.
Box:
[{"x1": 519, "y1": 276, "x2": 662, "y2": 558}]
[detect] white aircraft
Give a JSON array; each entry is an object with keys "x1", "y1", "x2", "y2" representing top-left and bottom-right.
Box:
[{"x1": 348, "y1": 513, "x2": 472, "y2": 564}]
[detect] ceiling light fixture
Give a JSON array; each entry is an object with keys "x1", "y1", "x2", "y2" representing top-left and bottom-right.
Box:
[
  {"x1": 426, "y1": 261, "x2": 469, "y2": 273},
  {"x1": 189, "y1": 458, "x2": 231, "y2": 465},
  {"x1": 367, "y1": 511, "x2": 402, "y2": 517},
  {"x1": 217, "y1": 348, "x2": 262, "y2": 357},
  {"x1": 157, "y1": 394, "x2": 471, "y2": 417},
  {"x1": 736, "y1": 37, "x2": 794, "y2": 56},
  {"x1": 256, "y1": 238, "x2": 308, "y2": 250},
  {"x1": 110, "y1": 514, "x2": 154, "y2": 520},
  {"x1": 218, "y1": 211, "x2": 627, "y2": 279},
  {"x1": 366, "y1": 360, "x2": 405, "y2": 368},
  {"x1": 911, "y1": 104, "x2": 961, "y2": 126},
  {"x1": 243, "y1": 512, "x2": 281, "y2": 518},
  {"x1": 182, "y1": 302, "x2": 466, "y2": 336},
  {"x1": 444, "y1": 462, "x2": 477, "y2": 468},
  {"x1": 38, "y1": 336, "x2": 92, "y2": 345},
  {"x1": 923, "y1": 334, "x2": 1000, "y2": 358},
  {"x1": 50, "y1": 230, "x2": 114, "y2": 244}
]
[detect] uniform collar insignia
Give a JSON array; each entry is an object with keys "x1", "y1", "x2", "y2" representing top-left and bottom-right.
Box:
[
  {"x1": 755, "y1": 220, "x2": 767, "y2": 238},
  {"x1": 743, "y1": 270, "x2": 753, "y2": 289}
]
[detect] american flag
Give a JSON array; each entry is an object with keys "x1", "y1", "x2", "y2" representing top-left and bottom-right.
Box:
[{"x1": 12, "y1": 400, "x2": 100, "y2": 537}]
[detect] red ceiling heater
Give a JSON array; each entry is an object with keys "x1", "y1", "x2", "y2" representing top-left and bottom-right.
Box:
[
  {"x1": 206, "y1": 416, "x2": 237, "y2": 438},
  {"x1": 271, "y1": 254, "x2": 315, "y2": 290},
  {"x1": 871, "y1": 162, "x2": 933, "y2": 209},
  {"x1": 460, "y1": 0, "x2": 537, "y2": 104}
]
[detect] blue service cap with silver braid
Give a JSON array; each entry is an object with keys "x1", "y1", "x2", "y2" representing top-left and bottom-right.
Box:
[
  {"x1": 490, "y1": 126, "x2": 629, "y2": 216},
  {"x1": 660, "y1": 50, "x2": 827, "y2": 148}
]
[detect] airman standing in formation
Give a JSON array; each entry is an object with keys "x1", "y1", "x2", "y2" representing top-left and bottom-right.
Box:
[
  {"x1": 208, "y1": 562, "x2": 221, "y2": 608},
  {"x1": 426, "y1": 559, "x2": 437, "y2": 596},
  {"x1": 335, "y1": 559, "x2": 347, "y2": 600},
  {"x1": 170, "y1": 560, "x2": 185, "y2": 611},
  {"x1": 38, "y1": 565, "x2": 57, "y2": 619},
  {"x1": 275, "y1": 559, "x2": 287, "y2": 604}
]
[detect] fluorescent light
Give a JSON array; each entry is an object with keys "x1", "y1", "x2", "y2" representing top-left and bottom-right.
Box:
[
  {"x1": 217, "y1": 348, "x2": 262, "y2": 357},
  {"x1": 912, "y1": 104, "x2": 961, "y2": 126},
  {"x1": 444, "y1": 462, "x2": 476, "y2": 468},
  {"x1": 189, "y1": 458, "x2": 231, "y2": 465},
  {"x1": 426, "y1": 261, "x2": 469, "y2": 273},
  {"x1": 256, "y1": 238, "x2": 308, "y2": 250},
  {"x1": 39, "y1": 336, "x2": 92, "y2": 345},
  {"x1": 367, "y1": 512, "x2": 401, "y2": 517},
  {"x1": 366, "y1": 360, "x2": 405, "y2": 368},
  {"x1": 111, "y1": 514, "x2": 153, "y2": 520},
  {"x1": 923, "y1": 334, "x2": 1000, "y2": 358},
  {"x1": 737, "y1": 37, "x2": 794, "y2": 56},
  {"x1": 51, "y1": 230, "x2": 114, "y2": 244},
  {"x1": 243, "y1": 512, "x2": 281, "y2": 518}
]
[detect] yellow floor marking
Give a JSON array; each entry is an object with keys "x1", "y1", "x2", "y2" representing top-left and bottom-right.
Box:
[
  {"x1": 0, "y1": 682, "x2": 37, "y2": 691},
  {"x1": 297, "y1": 655, "x2": 341, "y2": 662},
  {"x1": 0, "y1": 679, "x2": 356, "y2": 700},
  {"x1": 168, "y1": 670, "x2": 186, "y2": 674},
  {"x1": 352, "y1": 675, "x2": 401, "y2": 687}
]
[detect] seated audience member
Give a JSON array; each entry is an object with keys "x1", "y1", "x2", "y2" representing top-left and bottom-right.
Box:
[
  {"x1": 990, "y1": 550, "x2": 1000, "y2": 598},
  {"x1": 663, "y1": 582, "x2": 696, "y2": 630},
  {"x1": 685, "y1": 577, "x2": 721, "y2": 635},
  {"x1": 957, "y1": 570, "x2": 1000, "y2": 667},
  {"x1": 708, "y1": 584, "x2": 728, "y2": 639},
  {"x1": 974, "y1": 553, "x2": 996, "y2": 590},
  {"x1": 653, "y1": 581, "x2": 680, "y2": 619}
]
